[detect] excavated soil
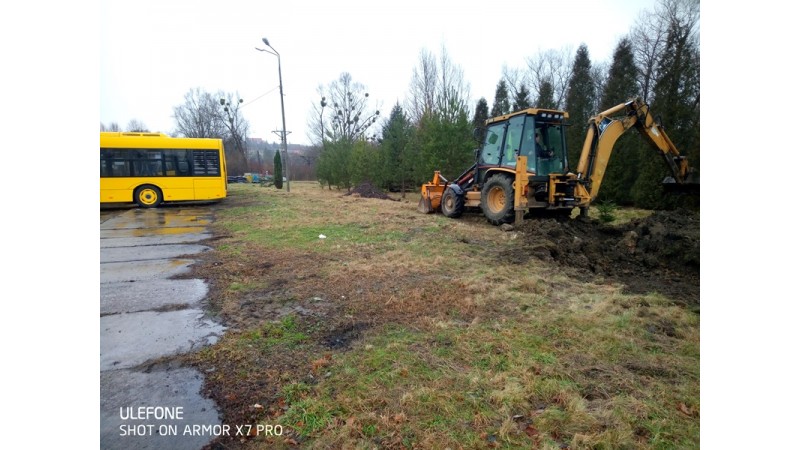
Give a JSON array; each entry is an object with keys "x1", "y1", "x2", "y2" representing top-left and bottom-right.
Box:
[
  {"x1": 507, "y1": 210, "x2": 700, "y2": 306},
  {"x1": 344, "y1": 182, "x2": 397, "y2": 200}
]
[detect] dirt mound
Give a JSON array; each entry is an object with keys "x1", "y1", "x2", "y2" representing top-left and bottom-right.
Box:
[
  {"x1": 510, "y1": 210, "x2": 700, "y2": 305},
  {"x1": 345, "y1": 182, "x2": 395, "y2": 200}
]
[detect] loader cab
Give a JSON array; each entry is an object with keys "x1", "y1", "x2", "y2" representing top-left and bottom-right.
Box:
[{"x1": 477, "y1": 108, "x2": 569, "y2": 182}]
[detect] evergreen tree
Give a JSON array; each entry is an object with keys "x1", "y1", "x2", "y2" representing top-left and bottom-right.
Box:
[
  {"x1": 416, "y1": 107, "x2": 473, "y2": 183},
  {"x1": 472, "y1": 98, "x2": 489, "y2": 145},
  {"x1": 632, "y1": 13, "x2": 700, "y2": 209},
  {"x1": 596, "y1": 38, "x2": 641, "y2": 205},
  {"x1": 379, "y1": 103, "x2": 414, "y2": 194},
  {"x1": 490, "y1": 80, "x2": 511, "y2": 117},
  {"x1": 536, "y1": 80, "x2": 557, "y2": 109},
  {"x1": 406, "y1": 45, "x2": 474, "y2": 186},
  {"x1": 349, "y1": 139, "x2": 379, "y2": 187},
  {"x1": 599, "y1": 39, "x2": 639, "y2": 110},
  {"x1": 315, "y1": 139, "x2": 351, "y2": 190},
  {"x1": 315, "y1": 152, "x2": 330, "y2": 188},
  {"x1": 564, "y1": 44, "x2": 596, "y2": 172},
  {"x1": 512, "y1": 84, "x2": 533, "y2": 111},
  {"x1": 273, "y1": 150, "x2": 283, "y2": 189}
]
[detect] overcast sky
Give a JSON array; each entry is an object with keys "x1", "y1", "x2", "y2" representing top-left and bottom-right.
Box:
[{"x1": 100, "y1": 0, "x2": 660, "y2": 145}]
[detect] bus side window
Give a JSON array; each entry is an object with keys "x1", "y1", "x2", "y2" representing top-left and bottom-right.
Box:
[
  {"x1": 176, "y1": 150, "x2": 192, "y2": 175},
  {"x1": 100, "y1": 150, "x2": 110, "y2": 177},
  {"x1": 165, "y1": 149, "x2": 191, "y2": 175},
  {"x1": 178, "y1": 161, "x2": 190, "y2": 175},
  {"x1": 149, "y1": 152, "x2": 164, "y2": 176},
  {"x1": 110, "y1": 149, "x2": 131, "y2": 177}
]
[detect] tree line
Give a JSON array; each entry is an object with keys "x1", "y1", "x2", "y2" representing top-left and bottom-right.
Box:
[
  {"x1": 308, "y1": 0, "x2": 699, "y2": 209},
  {"x1": 101, "y1": 0, "x2": 699, "y2": 210}
]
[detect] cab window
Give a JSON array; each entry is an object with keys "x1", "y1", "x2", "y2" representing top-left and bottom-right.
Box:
[
  {"x1": 479, "y1": 123, "x2": 504, "y2": 165},
  {"x1": 501, "y1": 115, "x2": 525, "y2": 169}
]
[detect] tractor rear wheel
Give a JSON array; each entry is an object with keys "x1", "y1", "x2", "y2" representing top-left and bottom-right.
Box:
[
  {"x1": 480, "y1": 174, "x2": 514, "y2": 225},
  {"x1": 441, "y1": 186, "x2": 464, "y2": 218}
]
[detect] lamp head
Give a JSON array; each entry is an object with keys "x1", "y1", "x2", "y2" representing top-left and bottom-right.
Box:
[{"x1": 262, "y1": 37, "x2": 270, "y2": 46}]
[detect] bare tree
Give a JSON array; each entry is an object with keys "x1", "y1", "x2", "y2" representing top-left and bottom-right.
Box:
[
  {"x1": 322, "y1": 72, "x2": 381, "y2": 144},
  {"x1": 630, "y1": 0, "x2": 699, "y2": 102},
  {"x1": 406, "y1": 45, "x2": 471, "y2": 123},
  {"x1": 523, "y1": 46, "x2": 575, "y2": 110},
  {"x1": 219, "y1": 92, "x2": 251, "y2": 170},
  {"x1": 101, "y1": 122, "x2": 121, "y2": 132},
  {"x1": 501, "y1": 65, "x2": 527, "y2": 107},
  {"x1": 126, "y1": 119, "x2": 149, "y2": 132},
  {"x1": 406, "y1": 48, "x2": 438, "y2": 124},
  {"x1": 172, "y1": 87, "x2": 251, "y2": 174},
  {"x1": 172, "y1": 88, "x2": 227, "y2": 138},
  {"x1": 305, "y1": 84, "x2": 328, "y2": 146},
  {"x1": 435, "y1": 45, "x2": 471, "y2": 122},
  {"x1": 590, "y1": 62, "x2": 610, "y2": 112}
]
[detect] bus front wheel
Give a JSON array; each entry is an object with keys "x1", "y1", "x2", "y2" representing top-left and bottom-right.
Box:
[{"x1": 134, "y1": 185, "x2": 163, "y2": 208}]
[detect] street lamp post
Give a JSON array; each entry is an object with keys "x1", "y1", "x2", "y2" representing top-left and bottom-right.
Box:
[{"x1": 256, "y1": 37, "x2": 290, "y2": 192}]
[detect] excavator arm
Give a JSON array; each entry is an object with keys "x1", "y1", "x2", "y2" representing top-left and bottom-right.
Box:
[{"x1": 574, "y1": 98, "x2": 699, "y2": 203}]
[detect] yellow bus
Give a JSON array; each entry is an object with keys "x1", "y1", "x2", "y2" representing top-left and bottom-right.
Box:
[{"x1": 100, "y1": 132, "x2": 227, "y2": 207}]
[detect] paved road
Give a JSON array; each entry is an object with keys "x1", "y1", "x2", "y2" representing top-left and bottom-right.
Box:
[{"x1": 100, "y1": 205, "x2": 226, "y2": 450}]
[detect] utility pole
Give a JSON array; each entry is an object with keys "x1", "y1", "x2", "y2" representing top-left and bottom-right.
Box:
[{"x1": 256, "y1": 37, "x2": 291, "y2": 192}]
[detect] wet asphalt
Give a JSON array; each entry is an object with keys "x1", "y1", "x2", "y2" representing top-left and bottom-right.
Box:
[{"x1": 100, "y1": 205, "x2": 225, "y2": 449}]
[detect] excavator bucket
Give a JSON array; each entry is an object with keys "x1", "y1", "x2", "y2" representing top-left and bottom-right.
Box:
[{"x1": 662, "y1": 175, "x2": 700, "y2": 194}]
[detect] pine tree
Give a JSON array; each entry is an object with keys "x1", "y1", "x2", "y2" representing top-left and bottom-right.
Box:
[
  {"x1": 472, "y1": 98, "x2": 489, "y2": 145},
  {"x1": 379, "y1": 103, "x2": 414, "y2": 195},
  {"x1": 349, "y1": 139, "x2": 378, "y2": 187},
  {"x1": 490, "y1": 80, "x2": 511, "y2": 117},
  {"x1": 596, "y1": 38, "x2": 641, "y2": 205},
  {"x1": 632, "y1": 14, "x2": 700, "y2": 209},
  {"x1": 417, "y1": 108, "x2": 473, "y2": 182},
  {"x1": 512, "y1": 84, "x2": 532, "y2": 111},
  {"x1": 536, "y1": 81, "x2": 556, "y2": 109},
  {"x1": 273, "y1": 150, "x2": 283, "y2": 189},
  {"x1": 564, "y1": 45, "x2": 596, "y2": 171}
]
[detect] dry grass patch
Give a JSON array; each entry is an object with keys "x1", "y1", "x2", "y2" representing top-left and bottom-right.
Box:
[{"x1": 183, "y1": 182, "x2": 699, "y2": 449}]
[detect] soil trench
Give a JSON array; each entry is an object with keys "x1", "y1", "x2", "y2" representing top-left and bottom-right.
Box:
[{"x1": 509, "y1": 209, "x2": 700, "y2": 305}]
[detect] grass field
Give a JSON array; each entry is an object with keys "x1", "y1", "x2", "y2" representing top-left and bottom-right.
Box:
[{"x1": 186, "y1": 182, "x2": 699, "y2": 449}]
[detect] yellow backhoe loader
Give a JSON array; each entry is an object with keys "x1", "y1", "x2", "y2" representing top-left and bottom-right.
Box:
[{"x1": 418, "y1": 97, "x2": 698, "y2": 225}]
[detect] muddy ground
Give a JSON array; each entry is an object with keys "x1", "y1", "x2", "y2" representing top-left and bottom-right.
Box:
[
  {"x1": 509, "y1": 210, "x2": 700, "y2": 306},
  {"x1": 354, "y1": 180, "x2": 700, "y2": 306}
]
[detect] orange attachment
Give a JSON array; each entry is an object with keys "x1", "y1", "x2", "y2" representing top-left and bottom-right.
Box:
[{"x1": 417, "y1": 171, "x2": 447, "y2": 213}]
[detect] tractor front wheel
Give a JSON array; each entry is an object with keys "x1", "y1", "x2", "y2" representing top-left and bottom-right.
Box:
[
  {"x1": 480, "y1": 174, "x2": 514, "y2": 225},
  {"x1": 441, "y1": 186, "x2": 465, "y2": 218}
]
